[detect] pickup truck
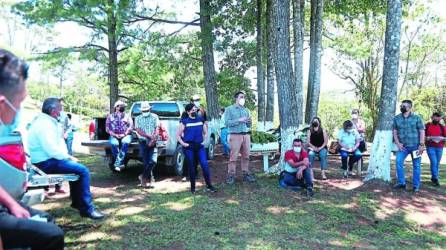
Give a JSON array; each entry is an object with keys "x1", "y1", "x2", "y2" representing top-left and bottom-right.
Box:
[{"x1": 82, "y1": 101, "x2": 219, "y2": 176}]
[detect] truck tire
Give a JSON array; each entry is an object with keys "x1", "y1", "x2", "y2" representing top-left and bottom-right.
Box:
[
  {"x1": 207, "y1": 137, "x2": 216, "y2": 160},
  {"x1": 172, "y1": 144, "x2": 185, "y2": 176}
]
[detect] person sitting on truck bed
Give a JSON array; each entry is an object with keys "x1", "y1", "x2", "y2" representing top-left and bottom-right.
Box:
[
  {"x1": 28, "y1": 97, "x2": 105, "y2": 220},
  {"x1": 0, "y1": 48, "x2": 65, "y2": 249},
  {"x1": 135, "y1": 101, "x2": 159, "y2": 188},
  {"x1": 106, "y1": 100, "x2": 133, "y2": 171}
]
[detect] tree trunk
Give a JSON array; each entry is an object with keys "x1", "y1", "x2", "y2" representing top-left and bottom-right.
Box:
[
  {"x1": 272, "y1": 0, "x2": 299, "y2": 170},
  {"x1": 199, "y1": 0, "x2": 219, "y2": 120},
  {"x1": 365, "y1": 0, "x2": 402, "y2": 182},
  {"x1": 265, "y1": 0, "x2": 275, "y2": 131},
  {"x1": 293, "y1": 0, "x2": 305, "y2": 126},
  {"x1": 305, "y1": 0, "x2": 323, "y2": 123},
  {"x1": 107, "y1": 0, "x2": 119, "y2": 112},
  {"x1": 256, "y1": 0, "x2": 266, "y2": 131}
]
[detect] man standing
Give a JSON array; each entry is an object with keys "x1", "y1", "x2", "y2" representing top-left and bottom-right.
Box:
[
  {"x1": 0, "y1": 49, "x2": 65, "y2": 249},
  {"x1": 224, "y1": 91, "x2": 255, "y2": 184},
  {"x1": 28, "y1": 97, "x2": 105, "y2": 219},
  {"x1": 425, "y1": 112, "x2": 446, "y2": 186},
  {"x1": 393, "y1": 100, "x2": 425, "y2": 192},
  {"x1": 135, "y1": 101, "x2": 159, "y2": 188},
  {"x1": 106, "y1": 100, "x2": 133, "y2": 171}
]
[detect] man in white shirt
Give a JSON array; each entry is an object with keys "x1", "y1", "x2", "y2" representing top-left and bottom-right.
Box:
[{"x1": 28, "y1": 97, "x2": 105, "y2": 220}]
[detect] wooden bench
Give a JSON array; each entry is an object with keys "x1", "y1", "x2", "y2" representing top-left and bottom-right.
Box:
[{"x1": 314, "y1": 152, "x2": 370, "y2": 176}]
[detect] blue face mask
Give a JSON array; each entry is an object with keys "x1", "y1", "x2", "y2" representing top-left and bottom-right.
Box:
[{"x1": 0, "y1": 98, "x2": 21, "y2": 137}]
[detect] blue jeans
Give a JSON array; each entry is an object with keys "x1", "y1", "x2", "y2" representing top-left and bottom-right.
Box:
[
  {"x1": 309, "y1": 148, "x2": 328, "y2": 170},
  {"x1": 396, "y1": 145, "x2": 421, "y2": 188},
  {"x1": 426, "y1": 146, "x2": 443, "y2": 180},
  {"x1": 35, "y1": 159, "x2": 94, "y2": 214},
  {"x1": 340, "y1": 149, "x2": 362, "y2": 171},
  {"x1": 220, "y1": 128, "x2": 230, "y2": 155},
  {"x1": 139, "y1": 140, "x2": 158, "y2": 179},
  {"x1": 109, "y1": 135, "x2": 132, "y2": 166},
  {"x1": 279, "y1": 169, "x2": 313, "y2": 189},
  {"x1": 184, "y1": 143, "x2": 212, "y2": 191},
  {"x1": 65, "y1": 136, "x2": 73, "y2": 156}
]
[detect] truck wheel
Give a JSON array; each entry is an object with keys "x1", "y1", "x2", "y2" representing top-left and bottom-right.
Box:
[
  {"x1": 172, "y1": 145, "x2": 185, "y2": 176},
  {"x1": 207, "y1": 137, "x2": 216, "y2": 160}
]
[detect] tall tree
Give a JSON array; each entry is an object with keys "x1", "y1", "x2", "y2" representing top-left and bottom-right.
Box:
[
  {"x1": 293, "y1": 0, "x2": 305, "y2": 126},
  {"x1": 200, "y1": 0, "x2": 219, "y2": 120},
  {"x1": 365, "y1": 0, "x2": 402, "y2": 181},
  {"x1": 256, "y1": 0, "x2": 266, "y2": 131},
  {"x1": 305, "y1": 0, "x2": 324, "y2": 123},
  {"x1": 272, "y1": 0, "x2": 299, "y2": 168},
  {"x1": 265, "y1": 0, "x2": 275, "y2": 131}
]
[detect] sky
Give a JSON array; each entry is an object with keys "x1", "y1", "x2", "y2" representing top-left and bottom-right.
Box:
[{"x1": 0, "y1": 0, "x2": 445, "y2": 96}]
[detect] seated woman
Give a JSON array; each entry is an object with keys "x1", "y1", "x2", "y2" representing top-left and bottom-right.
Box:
[
  {"x1": 337, "y1": 120, "x2": 362, "y2": 178},
  {"x1": 307, "y1": 117, "x2": 329, "y2": 180}
]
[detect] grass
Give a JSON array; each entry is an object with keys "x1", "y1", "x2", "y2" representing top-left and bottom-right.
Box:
[{"x1": 36, "y1": 154, "x2": 446, "y2": 249}]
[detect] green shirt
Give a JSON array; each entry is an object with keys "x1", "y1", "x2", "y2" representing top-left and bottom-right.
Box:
[
  {"x1": 393, "y1": 112, "x2": 425, "y2": 147},
  {"x1": 224, "y1": 104, "x2": 251, "y2": 134},
  {"x1": 135, "y1": 112, "x2": 160, "y2": 141}
]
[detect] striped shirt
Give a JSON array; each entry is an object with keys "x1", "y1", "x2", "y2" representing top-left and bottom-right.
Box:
[{"x1": 135, "y1": 112, "x2": 160, "y2": 141}]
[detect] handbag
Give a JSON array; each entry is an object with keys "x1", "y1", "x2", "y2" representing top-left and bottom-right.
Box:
[{"x1": 328, "y1": 141, "x2": 341, "y2": 154}]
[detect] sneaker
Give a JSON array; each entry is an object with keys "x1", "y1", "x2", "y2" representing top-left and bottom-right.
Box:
[
  {"x1": 306, "y1": 188, "x2": 314, "y2": 198},
  {"x1": 432, "y1": 178, "x2": 440, "y2": 186},
  {"x1": 138, "y1": 175, "x2": 147, "y2": 187},
  {"x1": 114, "y1": 166, "x2": 122, "y2": 172},
  {"x1": 207, "y1": 185, "x2": 217, "y2": 193},
  {"x1": 343, "y1": 171, "x2": 348, "y2": 179},
  {"x1": 393, "y1": 184, "x2": 406, "y2": 190},
  {"x1": 243, "y1": 173, "x2": 256, "y2": 182},
  {"x1": 226, "y1": 175, "x2": 235, "y2": 185},
  {"x1": 413, "y1": 187, "x2": 420, "y2": 193}
]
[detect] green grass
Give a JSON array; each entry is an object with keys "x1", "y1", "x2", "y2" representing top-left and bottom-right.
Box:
[{"x1": 41, "y1": 155, "x2": 446, "y2": 249}]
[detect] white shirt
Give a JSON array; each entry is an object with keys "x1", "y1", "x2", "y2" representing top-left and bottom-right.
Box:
[{"x1": 28, "y1": 113, "x2": 70, "y2": 163}]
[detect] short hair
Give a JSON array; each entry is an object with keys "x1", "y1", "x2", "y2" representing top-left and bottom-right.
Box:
[
  {"x1": 432, "y1": 112, "x2": 442, "y2": 117},
  {"x1": 234, "y1": 91, "x2": 245, "y2": 99},
  {"x1": 220, "y1": 107, "x2": 225, "y2": 113},
  {"x1": 0, "y1": 49, "x2": 28, "y2": 99},
  {"x1": 42, "y1": 97, "x2": 61, "y2": 115},
  {"x1": 402, "y1": 100, "x2": 412, "y2": 107},
  {"x1": 67, "y1": 113, "x2": 72, "y2": 119},
  {"x1": 351, "y1": 109, "x2": 360, "y2": 114},
  {"x1": 343, "y1": 120, "x2": 353, "y2": 130},
  {"x1": 293, "y1": 138, "x2": 302, "y2": 144}
]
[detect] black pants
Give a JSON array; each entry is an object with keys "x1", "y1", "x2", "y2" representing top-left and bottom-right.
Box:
[{"x1": 0, "y1": 205, "x2": 64, "y2": 250}]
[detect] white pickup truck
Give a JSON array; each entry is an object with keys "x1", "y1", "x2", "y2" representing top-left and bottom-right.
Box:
[{"x1": 81, "y1": 101, "x2": 219, "y2": 176}]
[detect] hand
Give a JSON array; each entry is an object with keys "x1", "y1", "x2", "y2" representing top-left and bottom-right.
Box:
[
  {"x1": 426, "y1": 136, "x2": 432, "y2": 141},
  {"x1": 10, "y1": 204, "x2": 30, "y2": 218},
  {"x1": 397, "y1": 142, "x2": 406, "y2": 151},
  {"x1": 318, "y1": 146, "x2": 324, "y2": 152},
  {"x1": 418, "y1": 145, "x2": 425, "y2": 154},
  {"x1": 182, "y1": 143, "x2": 190, "y2": 148},
  {"x1": 296, "y1": 168, "x2": 304, "y2": 179}
]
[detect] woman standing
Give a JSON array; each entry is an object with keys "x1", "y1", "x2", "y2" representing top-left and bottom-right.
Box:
[
  {"x1": 307, "y1": 117, "x2": 329, "y2": 179},
  {"x1": 176, "y1": 103, "x2": 217, "y2": 194}
]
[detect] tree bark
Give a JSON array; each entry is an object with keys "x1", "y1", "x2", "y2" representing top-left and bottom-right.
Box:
[
  {"x1": 265, "y1": 0, "x2": 275, "y2": 131},
  {"x1": 293, "y1": 0, "x2": 305, "y2": 126},
  {"x1": 199, "y1": 0, "x2": 219, "y2": 120},
  {"x1": 305, "y1": 0, "x2": 323, "y2": 123},
  {"x1": 365, "y1": 0, "x2": 402, "y2": 182},
  {"x1": 107, "y1": 0, "x2": 119, "y2": 112},
  {"x1": 272, "y1": 0, "x2": 299, "y2": 170},
  {"x1": 256, "y1": 0, "x2": 266, "y2": 131}
]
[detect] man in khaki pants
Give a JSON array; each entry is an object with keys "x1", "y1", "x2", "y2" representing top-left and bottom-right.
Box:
[{"x1": 224, "y1": 91, "x2": 256, "y2": 184}]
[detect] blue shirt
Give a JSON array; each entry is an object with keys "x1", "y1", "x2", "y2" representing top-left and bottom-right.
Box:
[
  {"x1": 337, "y1": 129, "x2": 360, "y2": 148},
  {"x1": 181, "y1": 116, "x2": 204, "y2": 143}
]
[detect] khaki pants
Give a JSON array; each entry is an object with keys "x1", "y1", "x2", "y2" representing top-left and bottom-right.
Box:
[{"x1": 228, "y1": 134, "x2": 251, "y2": 175}]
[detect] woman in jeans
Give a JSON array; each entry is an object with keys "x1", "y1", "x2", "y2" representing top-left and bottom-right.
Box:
[
  {"x1": 307, "y1": 117, "x2": 329, "y2": 179},
  {"x1": 176, "y1": 103, "x2": 216, "y2": 194},
  {"x1": 337, "y1": 120, "x2": 362, "y2": 178}
]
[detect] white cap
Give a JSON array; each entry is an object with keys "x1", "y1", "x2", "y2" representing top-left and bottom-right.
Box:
[
  {"x1": 140, "y1": 101, "x2": 151, "y2": 112},
  {"x1": 114, "y1": 100, "x2": 126, "y2": 108}
]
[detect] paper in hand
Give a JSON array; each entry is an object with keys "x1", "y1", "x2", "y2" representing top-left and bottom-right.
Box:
[{"x1": 412, "y1": 150, "x2": 422, "y2": 159}]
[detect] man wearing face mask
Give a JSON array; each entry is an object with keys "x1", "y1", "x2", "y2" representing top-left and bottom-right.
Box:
[
  {"x1": 135, "y1": 101, "x2": 159, "y2": 188},
  {"x1": 393, "y1": 100, "x2": 425, "y2": 192},
  {"x1": 425, "y1": 112, "x2": 446, "y2": 186},
  {"x1": 279, "y1": 138, "x2": 314, "y2": 197},
  {"x1": 0, "y1": 49, "x2": 65, "y2": 249},
  {"x1": 28, "y1": 97, "x2": 105, "y2": 219},
  {"x1": 106, "y1": 100, "x2": 133, "y2": 171},
  {"x1": 224, "y1": 91, "x2": 255, "y2": 184}
]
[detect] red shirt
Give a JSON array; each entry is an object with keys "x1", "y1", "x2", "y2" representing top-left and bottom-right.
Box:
[
  {"x1": 425, "y1": 123, "x2": 446, "y2": 148},
  {"x1": 89, "y1": 121, "x2": 95, "y2": 134},
  {"x1": 284, "y1": 149, "x2": 308, "y2": 169}
]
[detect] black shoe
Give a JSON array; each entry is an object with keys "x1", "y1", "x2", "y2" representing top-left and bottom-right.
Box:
[
  {"x1": 413, "y1": 187, "x2": 420, "y2": 193},
  {"x1": 243, "y1": 173, "x2": 256, "y2": 182},
  {"x1": 432, "y1": 178, "x2": 440, "y2": 186},
  {"x1": 306, "y1": 188, "x2": 314, "y2": 198},
  {"x1": 191, "y1": 189, "x2": 196, "y2": 195},
  {"x1": 70, "y1": 203, "x2": 80, "y2": 210},
  {"x1": 393, "y1": 184, "x2": 406, "y2": 190},
  {"x1": 81, "y1": 210, "x2": 105, "y2": 220},
  {"x1": 226, "y1": 175, "x2": 235, "y2": 185},
  {"x1": 207, "y1": 185, "x2": 217, "y2": 193}
]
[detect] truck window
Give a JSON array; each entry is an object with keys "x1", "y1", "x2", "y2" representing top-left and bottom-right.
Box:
[{"x1": 132, "y1": 102, "x2": 181, "y2": 118}]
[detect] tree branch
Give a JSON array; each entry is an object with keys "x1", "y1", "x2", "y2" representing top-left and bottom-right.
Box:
[{"x1": 127, "y1": 15, "x2": 200, "y2": 26}]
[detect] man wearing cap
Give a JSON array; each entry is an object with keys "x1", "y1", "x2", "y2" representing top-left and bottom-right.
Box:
[
  {"x1": 135, "y1": 101, "x2": 160, "y2": 188},
  {"x1": 106, "y1": 100, "x2": 133, "y2": 171}
]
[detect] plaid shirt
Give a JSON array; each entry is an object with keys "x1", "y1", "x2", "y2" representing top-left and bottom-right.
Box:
[
  {"x1": 135, "y1": 112, "x2": 160, "y2": 140},
  {"x1": 224, "y1": 104, "x2": 251, "y2": 134},
  {"x1": 393, "y1": 112, "x2": 425, "y2": 147},
  {"x1": 106, "y1": 112, "x2": 133, "y2": 135}
]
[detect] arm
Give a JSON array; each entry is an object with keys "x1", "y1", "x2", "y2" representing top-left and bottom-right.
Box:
[
  {"x1": 176, "y1": 123, "x2": 189, "y2": 147},
  {"x1": 357, "y1": 119, "x2": 366, "y2": 133},
  {"x1": 202, "y1": 121, "x2": 208, "y2": 143},
  {"x1": 105, "y1": 115, "x2": 115, "y2": 136},
  {"x1": 307, "y1": 130, "x2": 316, "y2": 150},
  {"x1": 393, "y1": 129, "x2": 405, "y2": 151},
  {"x1": 0, "y1": 186, "x2": 30, "y2": 218},
  {"x1": 125, "y1": 115, "x2": 133, "y2": 136},
  {"x1": 321, "y1": 129, "x2": 329, "y2": 149},
  {"x1": 419, "y1": 129, "x2": 425, "y2": 153},
  {"x1": 286, "y1": 157, "x2": 309, "y2": 169},
  {"x1": 39, "y1": 121, "x2": 71, "y2": 160}
]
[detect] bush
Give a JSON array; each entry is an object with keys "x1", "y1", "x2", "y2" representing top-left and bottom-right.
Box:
[{"x1": 250, "y1": 131, "x2": 278, "y2": 144}]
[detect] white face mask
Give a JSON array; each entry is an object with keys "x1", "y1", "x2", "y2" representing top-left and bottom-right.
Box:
[
  {"x1": 238, "y1": 98, "x2": 245, "y2": 106},
  {"x1": 351, "y1": 114, "x2": 358, "y2": 119},
  {"x1": 142, "y1": 111, "x2": 150, "y2": 117},
  {"x1": 347, "y1": 129, "x2": 353, "y2": 133},
  {"x1": 194, "y1": 101, "x2": 200, "y2": 108},
  {"x1": 293, "y1": 146, "x2": 302, "y2": 153}
]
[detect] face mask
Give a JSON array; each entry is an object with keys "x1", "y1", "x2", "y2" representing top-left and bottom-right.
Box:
[
  {"x1": 0, "y1": 98, "x2": 21, "y2": 137},
  {"x1": 194, "y1": 101, "x2": 200, "y2": 108},
  {"x1": 312, "y1": 121, "x2": 319, "y2": 127},
  {"x1": 432, "y1": 120, "x2": 440, "y2": 125},
  {"x1": 293, "y1": 146, "x2": 302, "y2": 153},
  {"x1": 119, "y1": 107, "x2": 125, "y2": 112},
  {"x1": 351, "y1": 114, "x2": 358, "y2": 119},
  {"x1": 190, "y1": 111, "x2": 197, "y2": 117},
  {"x1": 347, "y1": 129, "x2": 353, "y2": 133},
  {"x1": 142, "y1": 111, "x2": 150, "y2": 117},
  {"x1": 400, "y1": 107, "x2": 407, "y2": 113},
  {"x1": 239, "y1": 98, "x2": 245, "y2": 106}
]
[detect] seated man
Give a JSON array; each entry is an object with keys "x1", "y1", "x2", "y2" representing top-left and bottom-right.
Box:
[
  {"x1": 28, "y1": 97, "x2": 105, "y2": 220},
  {"x1": 279, "y1": 138, "x2": 314, "y2": 197},
  {"x1": 106, "y1": 100, "x2": 133, "y2": 171},
  {"x1": 0, "y1": 48, "x2": 64, "y2": 249}
]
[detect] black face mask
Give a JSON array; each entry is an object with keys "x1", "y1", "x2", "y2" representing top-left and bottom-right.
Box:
[
  {"x1": 190, "y1": 112, "x2": 197, "y2": 117},
  {"x1": 432, "y1": 120, "x2": 440, "y2": 125},
  {"x1": 119, "y1": 107, "x2": 125, "y2": 112},
  {"x1": 312, "y1": 121, "x2": 319, "y2": 127},
  {"x1": 400, "y1": 107, "x2": 407, "y2": 113}
]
